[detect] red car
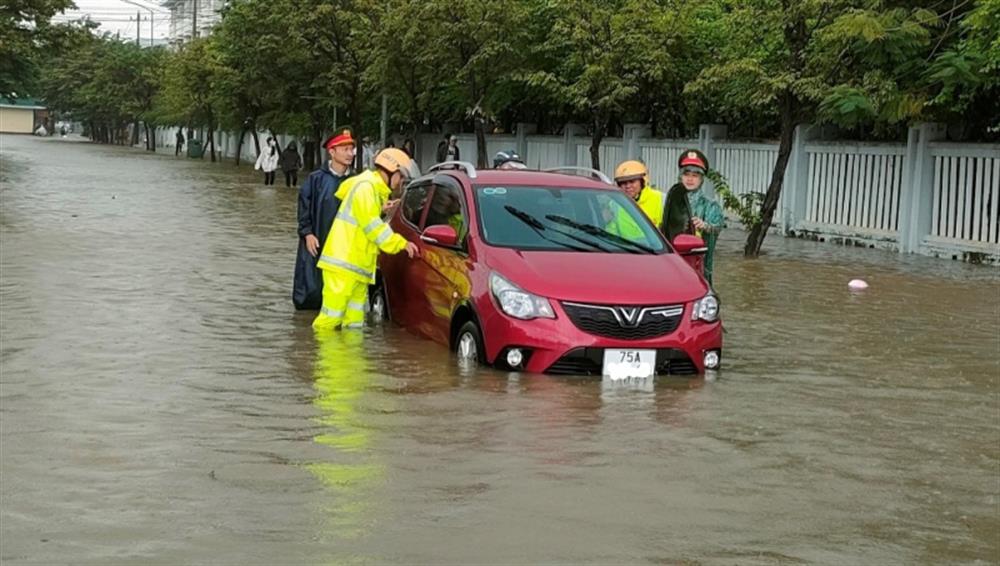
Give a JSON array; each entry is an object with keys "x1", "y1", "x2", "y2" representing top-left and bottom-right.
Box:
[{"x1": 374, "y1": 163, "x2": 722, "y2": 376}]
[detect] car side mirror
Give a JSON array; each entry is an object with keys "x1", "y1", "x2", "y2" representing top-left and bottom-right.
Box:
[
  {"x1": 420, "y1": 224, "x2": 459, "y2": 247},
  {"x1": 672, "y1": 234, "x2": 707, "y2": 255}
]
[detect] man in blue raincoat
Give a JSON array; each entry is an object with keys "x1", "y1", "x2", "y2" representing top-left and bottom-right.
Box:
[{"x1": 293, "y1": 130, "x2": 357, "y2": 310}]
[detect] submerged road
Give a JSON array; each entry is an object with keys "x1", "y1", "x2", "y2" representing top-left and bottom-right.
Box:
[{"x1": 1, "y1": 134, "x2": 998, "y2": 564}]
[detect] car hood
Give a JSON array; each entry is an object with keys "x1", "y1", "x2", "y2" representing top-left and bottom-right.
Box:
[{"x1": 484, "y1": 248, "x2": 708, "y2": 305}]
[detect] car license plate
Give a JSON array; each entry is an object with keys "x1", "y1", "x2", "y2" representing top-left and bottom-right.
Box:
[{"x1": 602, "y1": 349, "x2": 656, "y2": 380}]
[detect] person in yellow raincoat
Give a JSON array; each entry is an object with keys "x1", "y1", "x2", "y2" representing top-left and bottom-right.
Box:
[
  {"x1": 312, "y1": 148, "x2": 421, "y2": 330},
  {"x1": 606, "y1": 160, "x2": 668, "y2": 240}
]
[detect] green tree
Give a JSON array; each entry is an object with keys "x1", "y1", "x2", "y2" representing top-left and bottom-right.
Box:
[
  {"x1": 526, "y1": 0, "x2": 674, "y2": 171},
  {"x1": 431, "y1": 0, "x2": 530, "y2": 168},
  {"x1": 371, "y1": 0, "x2": 452, "y2": 141},
  {"x1": 1, "y1": 0, "x2": 74, "y2": 100},
  {"x1": 921, "y1": 0, "x2": 999, "y2": 140},
  {"x1": 687, "y1": 0, "x2": 941, "y2": 257},
  {"x1": 159, "y1": 37, "x2": 226, "y2": 161}
]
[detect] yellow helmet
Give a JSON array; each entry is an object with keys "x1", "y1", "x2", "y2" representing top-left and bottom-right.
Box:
[
  {"x1": 614, "y1": 160, "x2": 647, "y2": 184},
  {"x1": 374, "y1": 147, "x2": 421, "y2": 180}
]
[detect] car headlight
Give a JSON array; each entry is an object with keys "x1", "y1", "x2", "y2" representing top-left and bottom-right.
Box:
[
  {"x1": 490, "y1": 272, "x2": 555, "y2": 320},
  {"x1": 691, "y1": 294, "x2": 719, "y2": 322}
]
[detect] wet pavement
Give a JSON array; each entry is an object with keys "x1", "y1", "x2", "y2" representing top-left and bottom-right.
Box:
[{"x1": 1, "y1": 134, "x2": 998, "y2": 565}]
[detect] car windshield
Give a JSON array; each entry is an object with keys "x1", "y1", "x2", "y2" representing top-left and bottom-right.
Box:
[{"x1": 473, "y1": 185, "x2": 668, "y2": 254}]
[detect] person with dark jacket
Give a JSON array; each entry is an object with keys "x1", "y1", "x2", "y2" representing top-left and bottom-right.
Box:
[
  {"x1": 280, "y1": 141, "x2": 303, "y2": 187},
  {"x1": 175, "y1": 130, "x2": 185, "y2": 156},
  {"x1": 435, "y1": 134, "x2": 459, "y2": 163},
  {"x1": 293, "y1": 130, "x2": 357, "y2": 310}
]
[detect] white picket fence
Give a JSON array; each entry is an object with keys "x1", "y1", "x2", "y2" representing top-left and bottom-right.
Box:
[
  {"x1": 802, "y1": 143, "x2": 906, "y2": 236},
  {"x1": 929, "y1": 145, "x2": 999, "y2": 246},
  {"x1": 714, "y1": 143, "x2": 783, "y2": 223},
  {"x1": 525, "y1": 136, "x2": 564, "y2": 170},
  {"x1": 155, "y1": 124, "x2": 999, "y2": 262}
]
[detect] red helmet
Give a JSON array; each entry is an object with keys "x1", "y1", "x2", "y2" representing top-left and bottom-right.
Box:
[{"x1": 678, "y1": 149, "x2": 708, "y2": 172}]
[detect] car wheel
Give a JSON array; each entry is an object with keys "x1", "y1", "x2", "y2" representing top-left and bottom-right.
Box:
[
  {"x1": 369, "y1": 284, "x2": 389, "y2": 322},
  {"x1": 454, "y1": 320, "x2": 486, "y2": 365}
]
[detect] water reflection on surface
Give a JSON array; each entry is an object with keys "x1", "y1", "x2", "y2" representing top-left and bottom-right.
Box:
[{"x1": 1, "y1": 136, "x2": 997, "y2": 565}]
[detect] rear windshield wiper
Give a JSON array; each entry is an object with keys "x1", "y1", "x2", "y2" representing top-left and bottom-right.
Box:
[
  {"x1": 503, "y1": 205, "x2": 607, "y2": 252},
  {"x1": 544, "y1": 214, "x2": 657, "y2": 254}
]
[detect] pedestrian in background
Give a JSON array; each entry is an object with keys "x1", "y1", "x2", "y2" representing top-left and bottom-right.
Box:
[
  {"x1": 293, "y1": 130, "x2": 356, "y2": 310},
  {"x1": 255, "y1": 137, "x2": 280, "y2": 185},
  {"x1": 402, "y1": 138, "x2": 416, "y2": 159},
  {"x1": 175, "y1": 130, "x2": 184, "y2": 156},
  {"x1": 436, "y1": 134, "x2": 459, "y2": 163},
  {"x1": 281, "y1": 141, "x2": 303, "y2": 187}
]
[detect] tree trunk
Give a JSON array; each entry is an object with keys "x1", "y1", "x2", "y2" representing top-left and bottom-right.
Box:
[
  {"x1": 475, "y1": 117, "x2": 487, "y2": 169},
  {"x1": 306, "y1": 123, "x2": 321, "y2": 171},
  {"x1": 132, "y1": 119, "x2": 140, "y2": 146},
  {"x1": 145, "y1": 123, "x2": 154, "y2": 151},
  {"x1": 235, "y1": 127, "x2": 246, "y2": 165},
  {"x1": 744, "y1": 97, "x2": 798, "y2": 258},
  {"x1": 208, "y1": 126, "x2": 216, "y2": 162},
  {"x1": 589, "y1": 115, "x2": 605, "y2": 171}
]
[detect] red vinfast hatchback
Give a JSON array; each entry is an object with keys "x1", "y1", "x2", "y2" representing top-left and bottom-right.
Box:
[{"x1": 375, "y1": 163, "x2": 722, "y2": 376}]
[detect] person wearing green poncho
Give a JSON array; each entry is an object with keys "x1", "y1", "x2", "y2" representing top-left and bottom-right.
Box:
[{"x1": 669, "y1": 149, "x2": 725, "y2": 286}]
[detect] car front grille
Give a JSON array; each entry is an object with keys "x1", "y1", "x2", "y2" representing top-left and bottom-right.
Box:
[
  {"x1": 546, "y1": 348, "x2": 697, "y2": 376},
  {"x1": 561, "y1": 301, "x2": 684, "y2": 340}
]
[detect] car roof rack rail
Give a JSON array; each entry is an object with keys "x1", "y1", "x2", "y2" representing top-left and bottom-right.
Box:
[
  {"x1": 428, "y1": 161, "x2": 478, "y2": 179},
  {"x1": 542, "y1": 166, "x2": 612, "y2": 184}
]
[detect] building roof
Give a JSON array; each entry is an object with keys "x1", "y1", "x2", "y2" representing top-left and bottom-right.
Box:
[{"x1": 0, "y1": 97, "x2": 46, "y2": 110}]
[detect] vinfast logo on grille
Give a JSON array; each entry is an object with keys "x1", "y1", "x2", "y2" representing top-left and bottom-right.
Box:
[
  {"x1": 617, "y1": 307, "x2": 641, "y2": 327},
  {"x1": 563, "y1": 302, "x2": 685, "y2": 329},
  {"x1": 610, "y1": 306, "x2": 684, "y2": 327}
]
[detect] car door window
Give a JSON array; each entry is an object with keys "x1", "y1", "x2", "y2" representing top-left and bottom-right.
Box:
[
  {"x1": 425, "y1": 183, "x2": 468, "y2": 245},
  {"x1": 401, "y1": 183, "x2": 431, "y2": 229}
]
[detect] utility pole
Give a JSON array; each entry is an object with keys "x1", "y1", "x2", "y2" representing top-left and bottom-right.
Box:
[
  {"x1": 192, "y1": 0, "x2": 198, "y2": 39},
  {"x1": 135, "y1": 11, "x2": 140, "y2": 45},
  {"x1": 380, "y1": 94, "x2": 388, "y2": 148},
  {"x1": 121, "y1": 1, "x2": 159, "y2": 47}
]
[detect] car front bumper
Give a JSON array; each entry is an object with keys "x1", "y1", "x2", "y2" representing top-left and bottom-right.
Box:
[{"x1": 478, "y1": 301, "x2": 723, "y2": 375}]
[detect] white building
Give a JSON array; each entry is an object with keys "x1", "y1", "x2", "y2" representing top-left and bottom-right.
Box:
[{"x1": 163, "y1": 0, "x2": 223, "y2": 46}]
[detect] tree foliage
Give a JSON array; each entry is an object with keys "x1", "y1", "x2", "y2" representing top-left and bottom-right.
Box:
[
  {"x1": 30, "y1": 0, "x2": 998, "y2": 253},
  {"x1": 1, "y1": 0, "x2": 73, "y2": 100}
]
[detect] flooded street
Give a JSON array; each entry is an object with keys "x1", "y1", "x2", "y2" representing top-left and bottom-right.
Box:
[{"x1": 2, "y1": 135, "x2": 998, "y2": 564}]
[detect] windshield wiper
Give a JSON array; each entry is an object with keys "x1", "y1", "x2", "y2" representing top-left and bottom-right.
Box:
[
  {"x1": 503, "y1": 205, "x2": 608, "y2": 252},
  {"x1": 544, "y1": 214, "x2": 657, "y2": 254}
]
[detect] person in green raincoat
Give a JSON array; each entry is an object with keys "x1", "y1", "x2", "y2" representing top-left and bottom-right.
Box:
[{"x1": 671, "y1": 149, "x2": 725, "y2": 286}]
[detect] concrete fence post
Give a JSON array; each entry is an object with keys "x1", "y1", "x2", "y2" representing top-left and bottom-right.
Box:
[
  {"x1": 516, "y1": 122, "x2": 536, "y2": 162},
  {"x1": 782, "y1": 124, "x2": 821, "y2": 234},
  {"x1": 899, "y1": 122, "x2": 947, "y2": 254},
  {"x1": 623, "y1": 124, "x2": 651, "y2": 160},
  {"x1": 563, "y1": 124, "x2": 585, "y2": 167},
  {"x1": 698, "y1": 124, "x2": 728, "y2": 202}
]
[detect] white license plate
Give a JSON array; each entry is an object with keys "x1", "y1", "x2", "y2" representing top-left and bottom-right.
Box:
[{"x1": 602, "y1": 349, "x2": 656, "y2": 380}]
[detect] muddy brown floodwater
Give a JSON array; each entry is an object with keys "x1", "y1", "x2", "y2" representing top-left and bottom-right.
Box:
[{"x1": 1, "y1": 134, "x2": 998, "y2": 565}]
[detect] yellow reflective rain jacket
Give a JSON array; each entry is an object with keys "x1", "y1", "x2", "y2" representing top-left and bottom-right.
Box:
[
  {"x1": 316, "y1": 170, "x2": 407, "y2": 283},
  {"x1": 606, "y1": 186, "x2": 668, "y2": 239}
]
